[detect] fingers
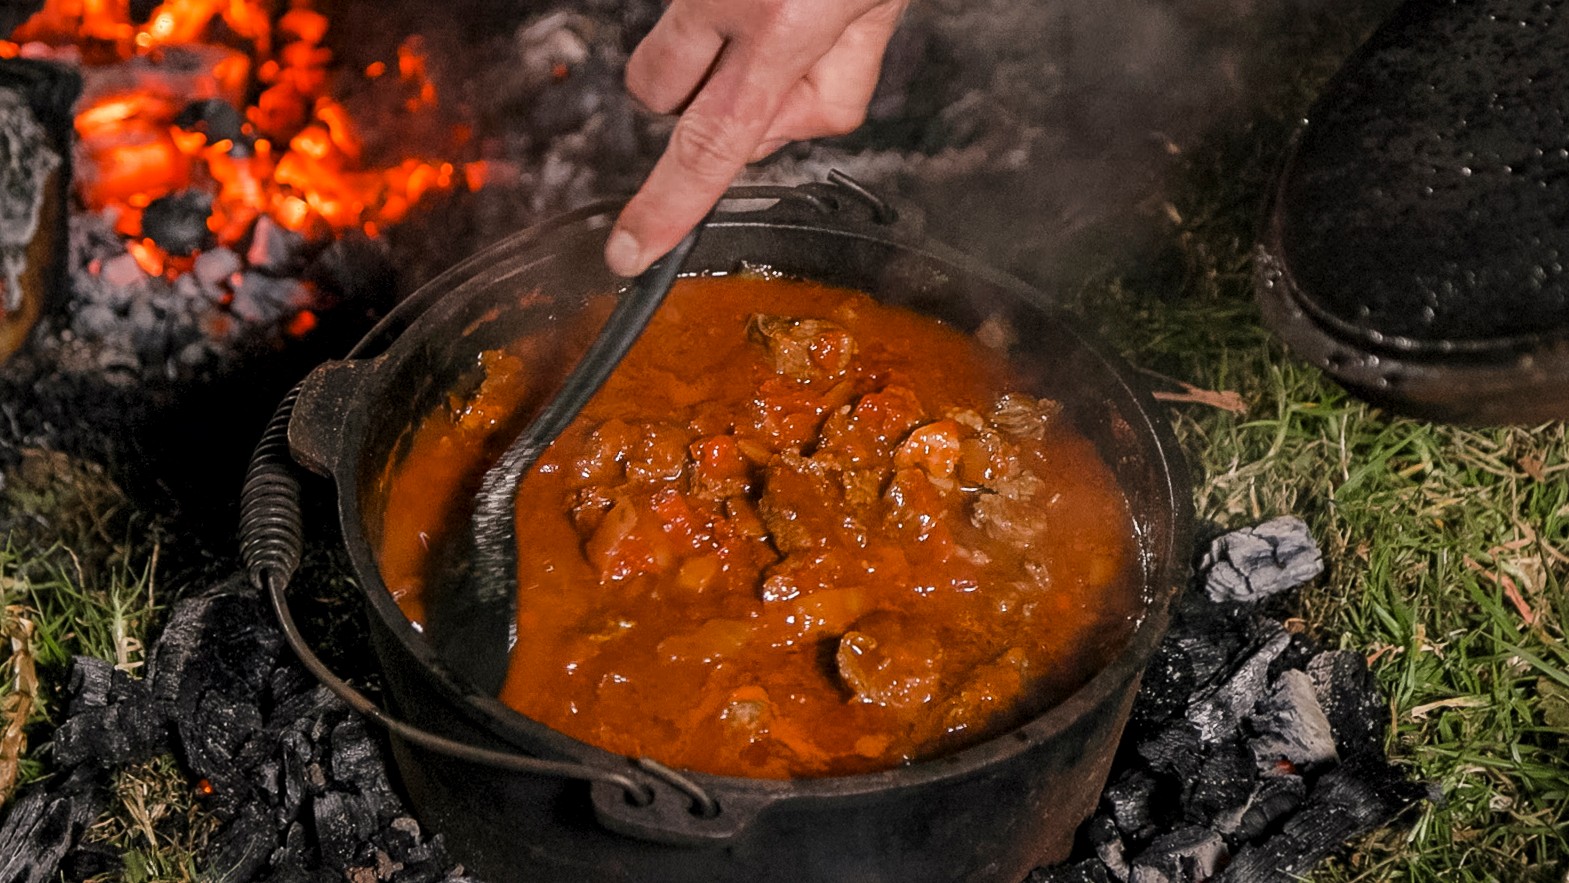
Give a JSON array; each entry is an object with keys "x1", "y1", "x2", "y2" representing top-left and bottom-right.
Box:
[
  {"x1": 606, "y1": 0, "x2": 908, "y2": 277},
  {"x1": 625, "y1": 5, "x2": 725, "y2": 114},
  {"x1": 607, "y1": 40, "x2": 810, "y2": 277},
  {"x1": 760, "y1": 4, "x2": 902, "y2": 143}
]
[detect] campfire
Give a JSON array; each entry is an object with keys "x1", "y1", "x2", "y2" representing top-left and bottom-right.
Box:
[
  {"x1": 0, "y1": 0, "x2": 1455, "y2": 881},
  {"x1": 2, "y1": 0, "x2": 470, "y2": 379}
]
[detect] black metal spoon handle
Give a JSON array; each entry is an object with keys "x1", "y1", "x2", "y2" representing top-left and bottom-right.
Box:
[{"x1": 466, "y1": 224, "x2": 706, "y2": 610}]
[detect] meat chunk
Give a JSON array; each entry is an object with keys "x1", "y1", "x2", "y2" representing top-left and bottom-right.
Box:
[
  {"x1": 835, "y1": 611, "x2": 944, "y2": 709},
  {"x1": 988, "y1": 393, "x2": 1062, "y2": 440},
  {"x1": 969, "y1": 458, "x2": 1047, "y2": 545},
  {"x1": 749, "y1": 314, "x2": 857, "y2": 383}
]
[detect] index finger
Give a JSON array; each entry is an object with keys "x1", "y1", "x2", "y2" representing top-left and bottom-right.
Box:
[{"x1": 604, "y1": 42, "x2": 808, "y2": 277}]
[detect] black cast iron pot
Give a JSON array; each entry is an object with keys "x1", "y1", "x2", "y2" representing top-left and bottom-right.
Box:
[{"x1": 242, "y1": 175, "x2": 1193, "y2": 883}]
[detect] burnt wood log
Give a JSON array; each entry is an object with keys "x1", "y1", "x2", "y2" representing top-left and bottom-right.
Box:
[{"x1": 0, "y1": 58, "x2": 79, "y2": 364}]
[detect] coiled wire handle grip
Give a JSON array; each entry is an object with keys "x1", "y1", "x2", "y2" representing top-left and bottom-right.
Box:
[{"x1": 238, "y1": 384, "x2": 665, "y2": 808}]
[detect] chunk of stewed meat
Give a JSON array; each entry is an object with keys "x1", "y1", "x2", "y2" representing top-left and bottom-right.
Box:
[
  {"x1": 968, "y1": 449, "x2": 1048, "y2": 545},
  {"x1": 835, "y1": 611, "x2": 944, "y2": 709},
  {"x1": 749, "y1": 315, "x2": 857, "y2": 383},
  {"x1": 988, "y1": 393, "x2": 1062, "y2": 440}
]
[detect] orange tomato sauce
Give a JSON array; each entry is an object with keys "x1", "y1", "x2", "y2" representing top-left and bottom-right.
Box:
[{"x1": 377, "y1": 274, "x2": 1141, "y2": 778}]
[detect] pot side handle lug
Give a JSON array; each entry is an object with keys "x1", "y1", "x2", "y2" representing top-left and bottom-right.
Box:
[
  {"x1": 590, "y1": 772, "x2": 774, "y2": 848},
  {"x1": 288, "y1": 359, "x2": 372, "y2": 476}
]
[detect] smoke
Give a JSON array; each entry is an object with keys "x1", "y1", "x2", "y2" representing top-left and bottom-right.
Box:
[
  {"x1": 319, "y1": 0, "x2": 1401, "y2": 294},
  {"x1": 750, "y1": 0, "x2": 1405, "y2": 292}
]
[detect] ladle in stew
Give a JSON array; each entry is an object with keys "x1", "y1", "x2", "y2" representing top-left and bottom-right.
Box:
[{"x1": 455, "y1": 224, "x2": 705, "y2": 672}]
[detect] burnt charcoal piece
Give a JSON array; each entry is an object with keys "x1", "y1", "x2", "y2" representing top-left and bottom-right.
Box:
[
  {"x1": 148, "y1": 577, "x2": 285, "y2": 813},
  {"x1": 1201, "y1": 516, "x2": 1323, "y2": 603},
  {"x1": 1137, "y1": 720, "x2": 1207, "y2": 781},
  {"x1": 0, "y1": 1, "x2": 44, "y2": 34},
  {"x1": 1247, "y1": 669, "x2": 1339, "y2": 773},
  {"x1": 306, "y1": 233, "x2": 395, "y2": 304},
  {"x1": 1230, "y1": 772, "x2": 1306, "y2": 843},
  {"x1": 57, "y1": 841, "x2": 121, "y2": 881},
  {"x1": 141, "y1": 190, "x2": 216, "y2": 256},
  {"x1": 1217, "y1": 757, "x2": 1432, "y2": 883},
  {"x1": 314, "y1": 790, "x2": 378, "y2": 867},
  {"x1": 208, "y1": 804, "x2": 277, "y2": 883},
  {"x1": 328, "y1": 716, "x2": 402, "y2": 822},
  {"x1": 1186, "y1": 626, "x2": 1290, "y2": 741},
  {"x1": 1084, "y1": 814, "x2": 1129, "y2": 881},
  {"x1": 246, "y1": 216, "x2": 308, "y2": 275},
  {"x1": 1103, "y1": 769, "x2": 1159, "y2": 836},
  {"x1": 1183, "y1": 737, "x2": 1257, "y2": 830},
  {"x1": 1127, "y1": 826, "x2": 1227, "y2": 883},
  {"x1": 51, "y1": 656, "x2": 169, "y2": 766},
  {"x1": 0, "y1": 766, "x2": 109, "y2": 883},
  {"x1": 1306, "y1": 650, "x2": 1388, "y2": 760}
]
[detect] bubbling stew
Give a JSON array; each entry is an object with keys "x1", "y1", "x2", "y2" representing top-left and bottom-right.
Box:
[{"x1": 377, "y1": 274, "x2": 1142, "y2": 778}]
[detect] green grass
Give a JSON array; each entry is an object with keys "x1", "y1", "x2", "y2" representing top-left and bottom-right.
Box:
[
  {"x1": 0, "y1": 453, "x2": 211, "y2": 878},
  {"x1": 1065, "y1": 94, "x2": 1569, "y2": 880}
]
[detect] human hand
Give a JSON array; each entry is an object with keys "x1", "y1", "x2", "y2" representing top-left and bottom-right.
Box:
[{"x1": 604, "y1": 0, "x2": 909, "y2": 277}]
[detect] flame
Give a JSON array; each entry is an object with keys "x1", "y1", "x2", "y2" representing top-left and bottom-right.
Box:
[{"x1": 5, "y1": 0, "x2": 462, "y2": 257}]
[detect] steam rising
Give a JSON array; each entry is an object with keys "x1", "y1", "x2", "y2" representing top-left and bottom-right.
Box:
[{"x1": 323, "y1": 0, "x2": 1400, "y2": 293}]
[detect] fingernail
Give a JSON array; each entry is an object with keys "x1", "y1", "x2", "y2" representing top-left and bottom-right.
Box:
[{"x1": 604, "y1": 230, "x2": 643, "y2": 277}]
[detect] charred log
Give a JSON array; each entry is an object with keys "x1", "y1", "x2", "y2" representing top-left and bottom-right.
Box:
[{"x1": 0, "y1": 59, "x2": 78, "y2": 365}]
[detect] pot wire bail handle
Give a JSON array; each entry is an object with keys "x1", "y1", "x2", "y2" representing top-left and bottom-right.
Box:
[{"x1": 238, "y1": 385, "x2": 662, "y2": 808}]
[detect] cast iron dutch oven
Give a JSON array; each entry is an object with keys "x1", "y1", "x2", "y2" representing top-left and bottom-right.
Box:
[{"x1": 240, "y1": 174, "x2": 1193, "y2": 883}]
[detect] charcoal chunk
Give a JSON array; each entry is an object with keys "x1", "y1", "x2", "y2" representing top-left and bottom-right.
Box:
[
  {"x1": 329, "y1": 716, "x2": 401, "y2": 821},
  {"x1": 0, "y1": 1, "x2": 46, "y2": 35},
  {"x1": 63, "y1": 655, "x2": 115, "y2": 712},
  {"x1": 208, "y1": 804, "x2": 277, "y2": 883},
  {"x1": 314, "y1": 790, "x2": 377, "y2": 868},
  {"x1": 148, "y1": 578, "x2": 285, "y2": 812},
  {"x1": 1128, "y1": 826, "x2": 1227, "y2": 883},
  {"x1": 1183, "y1": 738, "x2": 1257, "y2": 830},
  {"x1": 1028, "y1": 859, "x2": 1116, "y2": 883},
  {"x1": 1306, "y1": 650, "x2": 1387, "y2": 759},
  {"x1": 0, "y1": 767, "x2": 108, "y2": 883},
  {"x1": 1084, "y1": 814, "x2": 1129, "y2": 881},
  {"x1": 57, "y1": 841, "x2": 121, "y2": 881},
  {"x1": 1217, "y1": 757, "x2": 1431, "y2": 882},
  {"x1": 1230, "y1": 772, "x2": 1306, "y2": 842},
  {"x1": 52, "y1": 657, "x2": 168, "y2": 766},
  {"x1": 1186, "y1": 627, "x2": 1290, "y2": 740},
  {"x1": 1137, "y1": 720, "x2": 1206, "y2": 780},
  {"x1": 1201, "y1": 516, "x2": 1323, "y2": 602},
  {"x1": 1103, "y1": 769, "x2": 1160, "y2": 836},
  {"x1": 141, "y1": 190, "x2": 215, "y2": 256},
  {"x1": 1248, "y1": 669, "x2": 1339, "y2": 772}
]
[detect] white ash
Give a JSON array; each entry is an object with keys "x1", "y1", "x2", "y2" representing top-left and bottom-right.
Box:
[{"x1": 1201, "y1": 516, "x2": 1325, "y2": 603}]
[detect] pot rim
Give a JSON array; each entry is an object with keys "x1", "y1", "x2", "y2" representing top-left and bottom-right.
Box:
[{"x1": 310, "y1": 189, "x2": 1194, "y2": 799}]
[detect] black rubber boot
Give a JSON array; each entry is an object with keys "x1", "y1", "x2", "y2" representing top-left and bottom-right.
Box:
[{"x1": 1257, "y1": 0, "x2": 1569, "y2": 423}]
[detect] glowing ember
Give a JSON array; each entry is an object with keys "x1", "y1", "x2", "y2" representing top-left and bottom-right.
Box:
[{"x1": 4, "y1": 0, "x2": 462, "y2": 275}]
